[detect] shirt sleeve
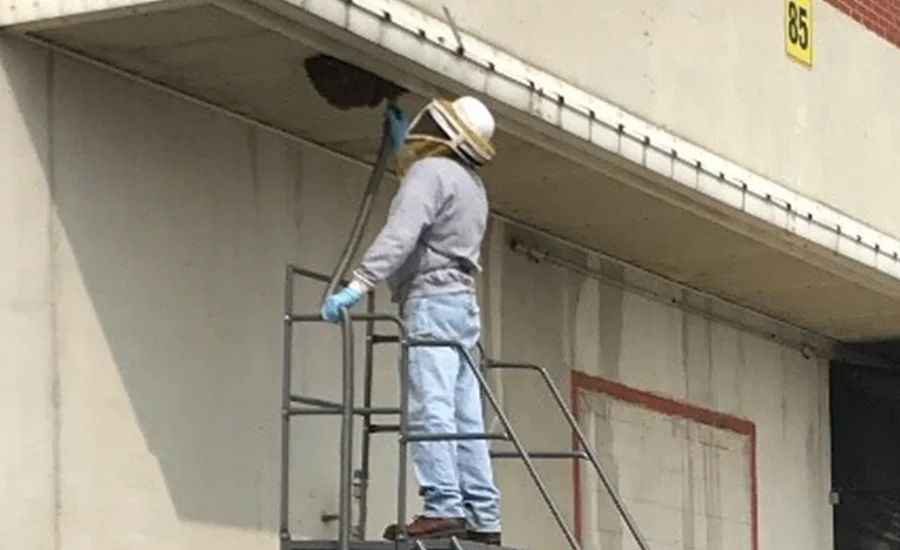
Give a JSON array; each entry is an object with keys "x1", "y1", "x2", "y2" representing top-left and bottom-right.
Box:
[{"x1": 350, "y1": 160, "x2": 445, "y2": 290}]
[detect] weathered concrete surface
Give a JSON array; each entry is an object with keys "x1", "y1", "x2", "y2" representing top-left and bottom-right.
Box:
[
  {"x1": 1, "y1": 36, "x2": 832, "y2": 550},
  {"x1": 408, "y1": 0, "x2": 900, "y2": 241},
  {"x1": 0, "y1": 38, "x2": 55, "y2": 550},
  {"x1": 578, "y1": 394, "x2": 752, "y2": 550},
  {"x1": 489, "y1": 228, "x2": 832, "y2": 550}
]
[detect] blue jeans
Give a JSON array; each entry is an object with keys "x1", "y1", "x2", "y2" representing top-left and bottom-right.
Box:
[{"x1": 402, "y1": 291, "x2": 501, "y2": 533}]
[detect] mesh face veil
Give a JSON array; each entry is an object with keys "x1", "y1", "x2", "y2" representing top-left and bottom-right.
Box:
[{"x1": 395, "y1": 96, "x2": 496, "y2": 176}]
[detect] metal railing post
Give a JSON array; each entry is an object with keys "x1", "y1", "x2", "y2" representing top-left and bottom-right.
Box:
[
  {"x1": 281, "y1": 266, "x2": 407, "y2": 550},
  {"x1": 338, "y1": 312, "x2": 355, "y2": 550},
  {"x1": 279, "y1": 266, "x2": 294, "y2": 546},
  {"x1": 357, "y1": 290, "x2": 377, "y2": 539}
]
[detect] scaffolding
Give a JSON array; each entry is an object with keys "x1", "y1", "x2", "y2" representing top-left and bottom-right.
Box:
[{"x1": 279, "y1": 264, "x2": 652, "y2": 550}]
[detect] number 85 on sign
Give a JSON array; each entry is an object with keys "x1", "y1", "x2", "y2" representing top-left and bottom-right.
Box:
[{"x1": 785, "y1": 0, "x2": 812, "y2": 66}]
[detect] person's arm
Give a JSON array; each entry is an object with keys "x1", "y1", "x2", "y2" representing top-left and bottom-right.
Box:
[{"x1": 348, "y1": 160, "x2": 445, "y2": 293}]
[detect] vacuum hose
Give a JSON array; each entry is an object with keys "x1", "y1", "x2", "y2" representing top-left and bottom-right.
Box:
[{"x1": 321, "y1": 100, "x2": 397, "y2": 304}]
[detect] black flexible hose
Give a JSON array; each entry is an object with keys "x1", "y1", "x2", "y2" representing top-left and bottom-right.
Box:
[{"x1": 321, "y1": 100, "x2": 396, "y2": 304}]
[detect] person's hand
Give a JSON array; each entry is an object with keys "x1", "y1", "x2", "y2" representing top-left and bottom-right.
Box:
[
  {"x1": 386, "y1": 104, "x2": 407, "y2": 151},
  {"x1": 320, "y1": 286, "x2": 363, "y2": 323}
]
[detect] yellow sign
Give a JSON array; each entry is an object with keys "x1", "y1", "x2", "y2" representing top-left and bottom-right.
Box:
[{"x1": 785, "y1": 0, "x2": 813, "y2": 66}]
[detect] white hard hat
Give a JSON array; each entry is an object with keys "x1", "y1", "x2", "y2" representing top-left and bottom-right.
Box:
[
  {"x1": 453, "y1": 96, "x2": 495, "y2": 143},
  {"x1": 406, "y1": 95, "x2": 497, "y2": 167}
]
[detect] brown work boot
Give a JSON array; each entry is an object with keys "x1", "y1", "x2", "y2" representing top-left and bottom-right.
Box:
[
  {"x1": 382, "y1": 516, "x2": 467, "y2": 541},
  {"x1": 466, "y1": 530, "x2": 502, "y2": 546}
]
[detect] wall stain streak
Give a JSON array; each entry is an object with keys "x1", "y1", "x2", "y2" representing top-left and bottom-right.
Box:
[
  {"x1": 682, "y1": 430, "x2": 696, "y2": 550},
  {"x1": 597, "y1": 263, "x2": 624, "y2": 382},
  {"x1": 290, "y1": 145, "x2": 305, "y2": 249},
  {"x1": 45, "y1": 49, "x2": 61, "y2": 550},
  {"x1": 572, "y1": 371, "x2": 758, "y2": 550},
  {"x1": 704, "y1": 436, "x2": 723, "y2": 550},
  {"x1": 247, "y1": 127, "x2": 262, "y2": 218}
]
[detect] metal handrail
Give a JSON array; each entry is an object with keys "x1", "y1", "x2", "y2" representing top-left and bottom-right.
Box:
[
  {"x1": 281, "y1": 265, "x2": 405, "y2": 550},
  {"x1": 483, "y1": 360, "x2": 652, "y2": 550},
  {"x1": 280, "y1": 263, "x2": 653, "y2": 550},
  {"x1": 399, "y1": 339, "x2": 581, "y2": 550}
]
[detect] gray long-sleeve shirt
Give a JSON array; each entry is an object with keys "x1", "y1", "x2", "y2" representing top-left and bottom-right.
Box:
[{"x1": 351, "y1": 156, "x2": 488, "y2": 304}]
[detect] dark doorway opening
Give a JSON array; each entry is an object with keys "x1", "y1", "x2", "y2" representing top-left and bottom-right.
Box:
[{"x1": 831, "y1": 342, "x2": 900, "y2": 550}]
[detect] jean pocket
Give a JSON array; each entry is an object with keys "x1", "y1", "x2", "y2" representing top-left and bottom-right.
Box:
[
  {"x1": 404, "y1": 298, "x2": 436, "y2": 339},
  {"x1": 467, "y1": 296, "x2": 481, "y2": 318}
]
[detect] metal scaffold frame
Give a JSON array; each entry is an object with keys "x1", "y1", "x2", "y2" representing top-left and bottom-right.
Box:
[{"x1": 279, "y1": 264, "x2": 652, "y2": 550}]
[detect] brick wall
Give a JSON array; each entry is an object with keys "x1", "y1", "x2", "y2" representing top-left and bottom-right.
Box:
[{"x1": 825, "y1": 0, "x2": 900, "y2": 48}]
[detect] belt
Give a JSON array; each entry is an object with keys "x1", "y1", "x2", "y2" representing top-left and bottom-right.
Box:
[
  {"x1": 423, "y1": 242, "x2": 475, "y2": 276},
  {"x1": 456, "y1": 259, "x2": 475, "y2": 275}
]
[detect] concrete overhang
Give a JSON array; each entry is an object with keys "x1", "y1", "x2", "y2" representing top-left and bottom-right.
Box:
[{"x1": 5, "y1": 0, "x2": 900, "y2": 344}]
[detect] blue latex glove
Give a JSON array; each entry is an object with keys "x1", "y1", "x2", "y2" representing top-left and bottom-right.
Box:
[
  {"x1": 320, "y1": 286, "x2": 363, "y2": 323},
  {"x1": 386, "y1": 104, "x2": 407, "y2": 152}
]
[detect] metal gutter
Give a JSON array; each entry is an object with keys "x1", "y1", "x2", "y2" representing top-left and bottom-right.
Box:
[
  {"x1": 8, "y1": 0, "x2": 900, "y2": 293},
  {"x1": 0, "y1": 0, "x2": 202, "y2": 30},
  {"x1": 19, "y1": 28, "x2": 836, "y2": 358},
  {"x1": 277, "y1": 0, "x2": 900, "y2": 292}
]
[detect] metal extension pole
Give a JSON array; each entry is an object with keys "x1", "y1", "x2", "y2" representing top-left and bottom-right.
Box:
[
  {"x1": 338, "y1": 311, "x2": 356, "y2": 550},
  {"x1": 321, "y1": 103, "x2": 395, "y2": 303},
  {"x1": 357, "y1": 291, "x2": 377, "y2": 538},
  {"x1": 279, "y1": 266, "x2": 295, "y2": 545},
  {"x1": 487, "y1": 361, "x2": 653, "y2": 550},
  {"x1": 407, "y1": 340, "x2": 582, "y2": 550}
]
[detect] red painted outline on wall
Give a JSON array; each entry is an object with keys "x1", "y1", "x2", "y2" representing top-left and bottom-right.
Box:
[{"x1": 569, "y1": 370, "x2": 758, "y2": 550}]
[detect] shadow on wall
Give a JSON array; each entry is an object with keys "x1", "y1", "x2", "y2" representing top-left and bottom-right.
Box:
[{"x1": 5, "y1": 37, "x2": 394, "y2": 538}]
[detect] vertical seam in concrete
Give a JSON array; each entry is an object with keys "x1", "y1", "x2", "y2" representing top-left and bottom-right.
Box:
[
  {"x1": 45, "y1": 49, "x2": 61, "y2": 550},
  {"x1": 682, "y1": 309, "x2": 691, "y2": 400},
  {"x1": 781, "y1": 346, "x2": 789, "y2": 445},
  {"x1": 706, "y1": 305, "x2": 714, "y2": 409},
  {"x1": 247, "y1": 126, "x2": 262, "y2": 228},
  {"x1": 291, "y1": 145, "x2": 305, "y2": 252},
  {"x1": 820, "y1": 360, "x2": 832, "y2": 547},
  {"x1": 569, "y1": 378, "x2": 582, "y2": 544}
]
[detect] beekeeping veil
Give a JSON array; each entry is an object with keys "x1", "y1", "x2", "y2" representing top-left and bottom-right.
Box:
[{"x1": 395, "y1": 95, "x2": 497, "y2": 176}]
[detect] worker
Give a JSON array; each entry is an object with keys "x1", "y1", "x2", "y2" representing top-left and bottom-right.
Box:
[{"x1": 320, "y1": 96, "x2": 502, "y2": 546}]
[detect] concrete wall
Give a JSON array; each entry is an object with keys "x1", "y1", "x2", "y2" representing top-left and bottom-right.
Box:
[
  {"x1": 0, "y1": 34, "x2": 55, "y2": 550},
  {"x1": 577, "y1": 392, "x2": 753, "y2": 550},
  {"x1": 1, "y1": 36, "x2": 832, "y2": 550},
  {"x1": 407, "y1": 0, "x2": 900, "y2": 241}
]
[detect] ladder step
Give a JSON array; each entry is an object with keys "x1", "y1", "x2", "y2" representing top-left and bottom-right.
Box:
[
  {"x1": 490, "y1": 450, "x2": 588, "y2": 459},
  {"x1": 404, "y1": 433, "x2": 509, "y2": 442},
  {"x1": 291, "y1": 395, "x2": 340, "y2": 408},
  {"x1": 290, "y1": 394, "x2": 399, "y2": 415},
  {"x1": 369, "y1": 423, "x2": 400, "y2": 433},
  {"x1": 357, "y1": 407, "x2": 401, "y2": 415},
  {"x1": 287, "y1": 407, "x2": 400, "y2": 416}
]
